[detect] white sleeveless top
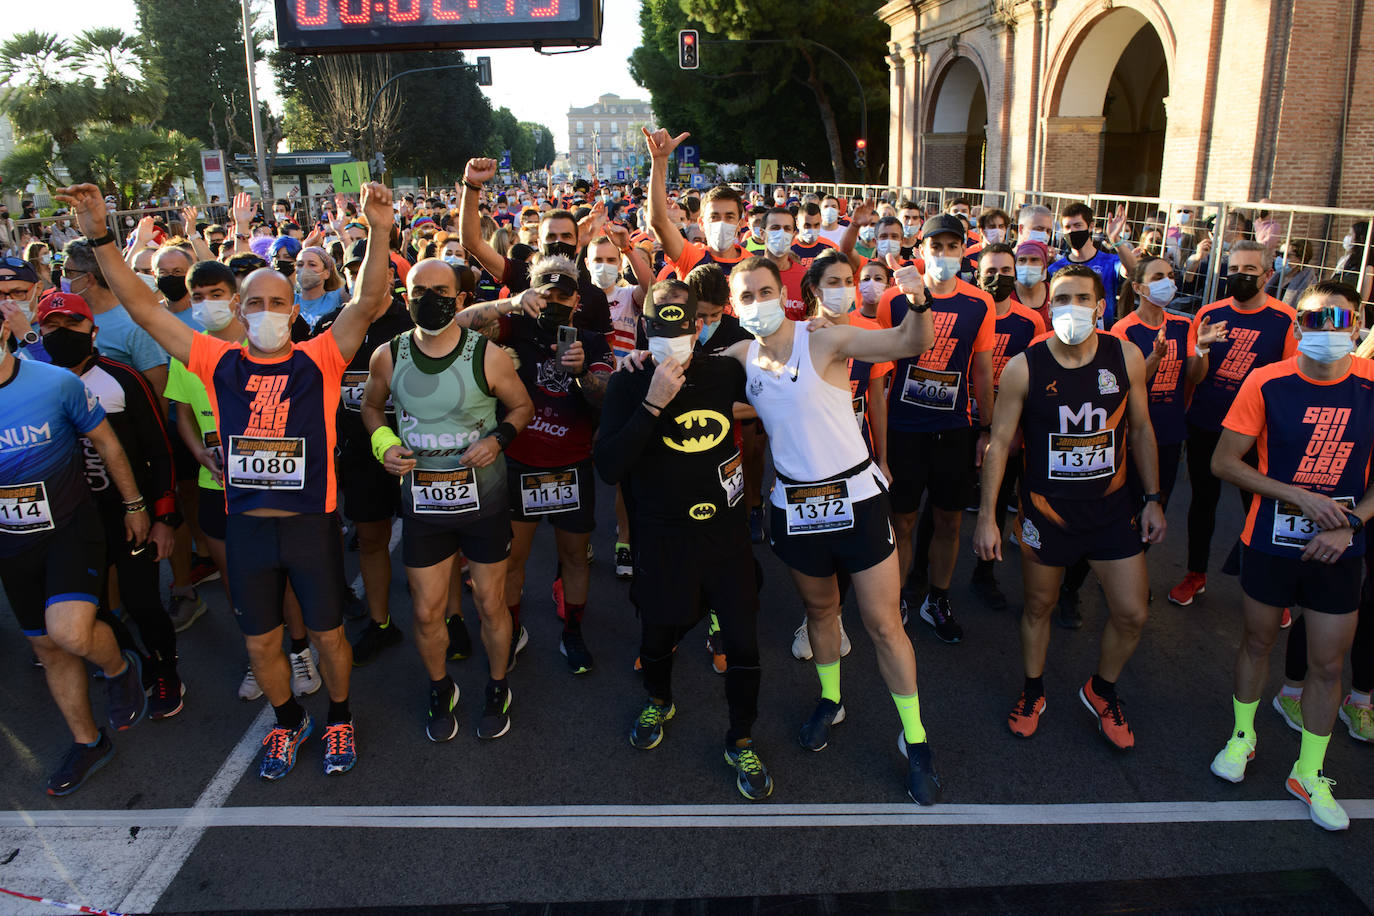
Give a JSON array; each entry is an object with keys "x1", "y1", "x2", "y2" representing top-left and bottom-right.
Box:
[{"x1": 744, "y1": 324, "x2": 882, "y2": 507}]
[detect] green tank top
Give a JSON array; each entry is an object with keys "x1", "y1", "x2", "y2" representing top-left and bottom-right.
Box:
[{"x1": 390, "y1": 329, "x2": 505, "y2": 523}]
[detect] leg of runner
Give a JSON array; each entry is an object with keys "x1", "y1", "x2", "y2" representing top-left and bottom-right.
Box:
[
  {"x1": 504, "y1": 519, "x2": 538, "y2": 668},
  {"x1": 283, "y1": 584, "x2": 320, "y2": 696},
  {"x1": 1081, "y1": 554, "x2": 1149, "y2": 749},
  {"x1": 470, "y1": 558, "x2": 512, "y2": 679},
  {"x1": 1175, "y1": 424, "x2": 1222, "y2": 604},
  {"x1": 633, "y1": 623, "x2": 690, "y2": 749},
  {"x1": 407, "y1": 553, "x2": 462, "y2": 742},
  {"x1": 1287, "y1": 609, "x2": 1359, "y2": 830},
  {"x1": 613, "y1": 486, "x2": 632, "y2": 578},
  {"x1": 554, "y1": 528, "x2": 594, "y2": 674},
  {"x1": 350, "y1": 517, "x2": 402, "y2": 666},
  {"x1": 1009, "y1": 553, "x2": 1063, "y2": 738},
  {"x1": 791, "y1": 569, "x2": 846, "y2": 751}
]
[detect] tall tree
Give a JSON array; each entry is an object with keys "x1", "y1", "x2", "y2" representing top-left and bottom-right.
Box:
[
  {"x1": 521, "y1": 121, "x2": 557, "y2": 170},
  {"x1": 628, "y1": 0, "x2": 888, "y2": 181},
  {"x1": 133, "y1": 0, "x2": 255, "y2": 156}
]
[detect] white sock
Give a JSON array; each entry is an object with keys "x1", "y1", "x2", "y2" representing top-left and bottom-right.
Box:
[
  {"x1": 1351, "y1": 689, "x2": 1372, "y2": 707},
  {"x1": 1279, "y1": 683, "x2": 1303, "y2": 699}
]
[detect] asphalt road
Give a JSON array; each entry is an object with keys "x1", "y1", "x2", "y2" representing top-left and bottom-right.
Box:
[{"x1": 0, "y1": 467, "x2": 1370, "y2": 914}]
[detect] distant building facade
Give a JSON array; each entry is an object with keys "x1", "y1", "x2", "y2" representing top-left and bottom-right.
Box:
[{"x1": 566, "y1": 93, "x2": 657, "y2": 181}]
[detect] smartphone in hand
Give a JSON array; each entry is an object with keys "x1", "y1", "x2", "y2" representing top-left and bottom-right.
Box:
[{"x1": 557, "y1": 325, "x2": 577, "y2": 362}]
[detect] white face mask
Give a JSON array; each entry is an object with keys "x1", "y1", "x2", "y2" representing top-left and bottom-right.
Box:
[
  {"x1": 443, "y1": 254, "x2": 466, "y2": 268},
  {"x1": 821, "y1": 206, "x2": 839, "y2": 225},
  {"x1": 858, "y1": 226, "x2": 876, "y2": 243},
  {"x1": 797, "y1": 227, "x2": 819, "y2": 245},
  {"x1": 137, "y1": 273, "x2": 159, "y2": 291},
  {"x1": 1145, "y1": 278, "x2": 1177, "y2": 305},
  {"x1": 765, "y1": 229, "x2": 793, "y2": 257},
  {"x1": 874, "y1": 238, "x2": 899, "y2": 258},
  {"x1": 858, "y1": 279, "x2": 885, "y2": 306},
  {"x1": 1342, "y1": 234, "x2": 1355, "y2": 252},
  {"x1": 38, "y1": 252, "x2": 51, "y2": 265},
  {"x1": 982, "y1": 228, "x2": 1005, "y2": 245},
  {"x1": 819, "y1": 286, "x2": 855, "y2": 316},
  {"x1": 1297, "y1": 330, "x2": 1354, "y2": 362},
  {"x1": 245, "y1": 310, "x2": 292, "y2": 351},
  {"x1": 902, "y1": 221, "x2": 921, "y2": 237},
  {"x1": 192, "y1": 298, "x2": 235, "y2": 332},
  {"x1": 1015, "y1": 264, "x2": 1044, "y2": 286},
  {"x1": 588, "y1": 262, "x2": 619, "y2": 288},
  {"x1": 1022, "y1": 228, "x2": 1050, "y2": 245},
  {"x1": 1, "y1": 296, "x2": 34, "y2": 322},
  {"x1": 1050, "y1": 304, "x2": 1097, "y2": 345},
  {"x1": 736, "y1": 297, "x2": 785, "y2": 338},
  {"x1": 1176, "y1": 212, "x2": 1191, "y2": 225},
  {"x1": 647, "y1": 334, "x2": 693, "y2": 365},
  {"x1": 925, "y1": 256, "x2": 961, "y2": 284},
  {"x1": 704, "y1": 220, "x2": 736, "y2": 251}
]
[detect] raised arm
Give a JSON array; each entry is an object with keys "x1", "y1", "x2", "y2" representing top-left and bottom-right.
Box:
[
  {"x1": 328, "y1": 182, "x2": 396, "y2": 362},
  {"x1": 819, "y1": 257, "x2": 934, "y2": 365},
  {"x1": 643, "y1": 127, "x2": 690, "y2": 265},
  {"x1": 838, "y1": 199, "x2": 874, "y2": 273},
  {"x1": 56, "y1": 183, "x2": 195, "y2": 365},
  {"x1": 459, "y1": 159, "x2": 507, "y2": 279},
  {"x1": 605, "y1": 221, "x2": 651, "y2": 307}
]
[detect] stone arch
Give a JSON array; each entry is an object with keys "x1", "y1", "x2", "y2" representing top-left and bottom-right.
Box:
[{"x1": 923, "y1": 51, "x2": 991, "y2": 188}]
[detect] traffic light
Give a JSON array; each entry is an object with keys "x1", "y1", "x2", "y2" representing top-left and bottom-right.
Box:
[
  {"x1": 854, "y1": 138, "x2": 867, "y2": 171},
  {"x1": 678, "y1": 29, "x2": 699, "y2": 70},
  {"x1": 370, "y1": 152, "x2": 386, "y2": 178}
]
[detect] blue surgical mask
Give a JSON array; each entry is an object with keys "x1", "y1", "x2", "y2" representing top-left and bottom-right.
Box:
[
  {"x1": 1146, "y1": 278, "x2": 1177, "y2": 305},
  {"x1": 698, "y1": 320, "x2": 719, "y2": 344},
  {"x1": 1022, "y1": 229, "x2": 1050, "y2": 245},
  {"x1": 925, "y1": 256, "x2": 961, "y2": 284},
  {"x1": 1015, "y1": 264, "x2": 1043, "y2": 286},
  {"x1": 736, "y1": 297, "x2": 784, "y2": 338},
  {"x1": 1273, "y1": 256, "x2": 1286, "y2": 274},
  {"x1": 1297, "y1": 330, "x2": 1354, "y2": 362}
]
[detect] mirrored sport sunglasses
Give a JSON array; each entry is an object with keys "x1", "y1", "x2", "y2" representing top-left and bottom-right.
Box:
[
  {"x1": 1297, "y1": 305, "x2": 1356, "y2": 330},
  {"x1": 0, "y1": 255, "x2": 28, "y2": 270}
]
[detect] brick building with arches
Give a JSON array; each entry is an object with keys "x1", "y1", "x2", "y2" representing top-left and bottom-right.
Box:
[{"x1": 878, "y1": 0, "x2": 1373, "y2": 207}]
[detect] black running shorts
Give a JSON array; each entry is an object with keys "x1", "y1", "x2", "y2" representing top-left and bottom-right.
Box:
[
  {"x1": 1240, "y1": 545, "x2": 1362, "y2": 615},
  {"x1": 886, "y1": 427, "x2": 978, "y2": 514},
  {"x1": 506, "y1": 458, "x2": 597, "y2": 534},
  {"x1": 1017, "y1": 489, "x2": 1142, "y2": 568},
  {"x1": 0, "y1": 502, "x2": 106, "y2": 637},
  {"x1": 402, "y1": 510, "x2": 512, "y2": 568},
  {"x1": 224, "y1": 513, "x2": 346, "y2": 636},
  {"x1": 769, "y1": 492, "x2": 896, "y2": 579}
]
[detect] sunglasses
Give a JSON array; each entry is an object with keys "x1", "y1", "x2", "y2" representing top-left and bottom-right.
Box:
[
  {"x1": 0, "y1": 255, "x2": 28, "y2": 270},
  {"x1": 1297, "y1": 305, "x2": 1356, "y2": 330}
]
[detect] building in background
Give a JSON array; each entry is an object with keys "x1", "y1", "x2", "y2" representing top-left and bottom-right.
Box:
[
  {"x1": 567, "y1": 93, "x2": 656, "y2": 181},
  {"x1": 879, "y1": 0, "x2": 1373, "y2": 208}
]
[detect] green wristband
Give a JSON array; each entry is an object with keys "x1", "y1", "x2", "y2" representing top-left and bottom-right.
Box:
[{"x1": 371, "y1": 426, "x2": 403, "y2": 465}]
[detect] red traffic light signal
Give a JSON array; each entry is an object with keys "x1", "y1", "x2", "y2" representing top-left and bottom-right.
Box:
[
  {"x1": 679, "y1": 29, "x2": 700, "y2": 70},
  {"x1": 855, "y1": 138, "x2": 867, "y2": 150}
]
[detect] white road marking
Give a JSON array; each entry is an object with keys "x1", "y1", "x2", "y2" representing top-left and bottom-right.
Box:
[{"x1": 4, "y1": 799, "x2": 1370, "y2": 831}]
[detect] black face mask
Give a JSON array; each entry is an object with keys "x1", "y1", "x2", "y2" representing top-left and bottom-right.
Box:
[
  {"x1": 1067, "y1": 229, "x2": 1092, "y2": 250},
  {"x1": 1229, "y1": 272, "x2": 1261, "y2": 302},
  {"x1": 156, "y1": 275, "x2": 188, "y2": 301},
  {"x1": 982, "y1": 274, "x2": 1016, "y2": 302},
  {"x1": 540, "y1": 241, "x2": 579, "y2": 260},
  {"x1": 537, "y1": 301, "x2": 575, "y2": 335},
  {"x1": 408, "y1": 289, "x2": 458, "y2": 332},
  {"x1": 209, "y1": 240, "x2": 223, "y2": 256},
  {"x1": 275, "y1": 260, "x2": 296, "y2": 277},
  {"x1": 42, "y1": 327, "x2": 93, "y2": 368}
]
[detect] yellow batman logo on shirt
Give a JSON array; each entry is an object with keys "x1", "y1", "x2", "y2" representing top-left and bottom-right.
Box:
[
  {"x1": 659, "y1": 305, "x2": 685, "y2": 321},
  {"x1": 689, "y1": 502, "x2": 717, "y2": 520},
  {"x1": 663, "y1": 409, "x2": 730, "y2": 453}
]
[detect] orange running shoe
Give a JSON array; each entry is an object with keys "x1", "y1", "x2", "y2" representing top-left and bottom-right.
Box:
[
  {"x1": 1167, "y1": 572, "x2": 1206, "y2": 606},
  {"x1": 1079, "y1": 678, "x2": 1135, "y2": 749},
  {"x1": 1280, "y1": 607, "x2": 1292, "y2": 629},
  {"x1": 1008, "y1": 691, "x2": 1046, "y2": 738}
]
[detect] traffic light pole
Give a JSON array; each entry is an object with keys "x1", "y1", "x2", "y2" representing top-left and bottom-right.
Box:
[{"x1": 363, "y1": 60, "x2": 487, "y2": 174}]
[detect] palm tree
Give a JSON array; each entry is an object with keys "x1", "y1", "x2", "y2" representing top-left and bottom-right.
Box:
[{"x1": 73, "y1": 28, "x2": 166, "y2": 127}]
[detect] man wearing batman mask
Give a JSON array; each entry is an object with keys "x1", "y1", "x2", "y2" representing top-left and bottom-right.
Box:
[
  {"x1": 455, "y1": 255, "x2": 614, "y2": 678},
  {"x1": 595, "y1": 280, "x2": 769, "y2": 800}
]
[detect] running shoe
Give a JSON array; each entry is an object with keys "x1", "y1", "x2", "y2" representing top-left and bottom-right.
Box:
[
  {"x1": 105, "y1": 650, "x2": 147, "y2": 732},
  {"x1": 586, "y1": 542, "x2": 595, "y2": 565},
  {"x1": 724, "y1": 740, "x2": 773, "y2": 800},
  {"x1": 919, "y1": 595, "x2": 964, "y2": 644},
  {"x1": 897, "y1": 737, "x2": 942, "y2": 806},
  {"x1": 615, "y1": 543, "x2": 633, "y2": 579},
  {"x1": 970, "y1": 570, "x2": 1007, "y2": 610},
  {"x1": 1167, "y1": 572, "x2": 1206, "y2": 606},
  {"x1": 147, "y1": 662, "x2": 185, "y2": 720},
  {"x1": 1339, "y1": 695, "x2": 1374, "y2": 743},
  {"x1": 1056, "y1": 589, "x2": 1083, "y2": 630},
  {"x1": 290, "y1": 647, "x2": 322, "y2": 696},
  {"x1": 706, "y1": 611, "x2": 727, "y2": 675},
  {"x1": 259, "y1": 711, "x2": 313, "y2": 781},
  {"x1": 1280, "y1": 608, "x2": 1292, "y2": 629},
  {"x1": 790, "y1": 619, "x2": 851, "y2": 660},
  {"x1": 748, "y1": 506, "x2": 765, "y2": 544},
  {"x1": 322, "y1": 720, "x2": 357, "y2": 775},
  {"x1": 168, "y1": 592, "x2": 207, "y2": 633},
  {"x1": 1007, "y1": 691, "x2": 1046, "y2": 738},
  {"x1": 427, "y1": 681, "x2": 459, "y2": 743},
  {"x1": 629, "y1": 700, "x2": 675, "y2": 749},
  {"x1": 45, "y1": 730, "x2": 114, "y2": 797},
  {"x1": 560, "y1": 628, "x2": 594, "y2": 674},
  {"x1": 446, "y1": 615, "x2": 471, "y2": 661},
  {"x1": 552, "y1": 577, "x2": 566, "y2": 620},
  {"x1": 238, "y1": 664, "x2": 263, "y2": 701},
  {"x1": 1286, "y1": 768, "x2": 1349, "y2": 831},
  {"x1": 477, "y1": 682, "x2": 512, "y2": 739},
  {"x1": 1079, "y1": 678, "x2": 1134, "y2": 750},
  {"x1": 351, "y1": 620, "x2": 402, "y2": 666},
  {"x1": 507, "y1": 625, "x2": 529, "y2": 673},
  {"x1": 798, "y1": 698, "x2": 845, "y2": 751},
  {"x1": 189, "y1": 555, "x2": 221, "y2": 585},
  {"x1": 1209, "y1": 733, "x2": 1256, "y2": 784},
  {"x1": 1272, "y1": 693, "x2": 1304, "y2": 732},
  {"x1": 343, "y1": 587, "x2": 369, "y2": 620},
  {"x1": 900, "y1": 597, "x2": 910, "y2": 626}
]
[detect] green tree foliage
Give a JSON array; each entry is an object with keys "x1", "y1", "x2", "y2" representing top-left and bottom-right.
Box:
[
  {"x1": 522, "y1": 121, "x2": 557, "y2": 171},
  {"x1": 133, "y1": 0, "x2": 256, "y2": 156},
  {"x1": 0, "y1": 29, "x2": 199, "y2": 206},
  {"x1": 628, "y1": 0, "x2": 889, "y2": 181}
]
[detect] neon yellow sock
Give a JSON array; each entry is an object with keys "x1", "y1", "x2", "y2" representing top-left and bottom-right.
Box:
[
  {"x1": 892, "y1": 691, "x2": 927, "y2": 744},
  {"x1": 815, "y1": 660, "x2": 840, "y2": 703},
  {"x1": 1232, "y1": 696, "x2": 1258, "y2": 739},
  {"x1": 1295, "y1": 728, "x2": 1330, "y2": 779}
]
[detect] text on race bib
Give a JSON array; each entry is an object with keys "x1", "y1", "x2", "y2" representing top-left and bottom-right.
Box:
[
  {"x1": 900, "y1": 366, "x2": 961, "y2": 411},
  {"x1": 784, "y1": 480, "x2": 855, "y2": 536},
  {"x1": 341, "y1": 371, "x2": 393, "y2": 413},
  {"x1": 520, "y1": 468, "x2": 580, "y2": 515},
  {"x1": 411, "y1": 467, "x2": 480, "y2": 515},
  {"x1": 1047, "y1": 430, "x2": 1115, "y2": 481},
  {"x1": 718, "y1": 451, "x2": 744, "y2": 507},
  {"x1": 0, "y1": 481, "x2": 54, "y2": 534},
  {"x1": 1272, "y1": 496, "x2": 1356, "y2": 548},
  {"x1": 226, "y1": 436, "x2": 306, "y2": 490}
]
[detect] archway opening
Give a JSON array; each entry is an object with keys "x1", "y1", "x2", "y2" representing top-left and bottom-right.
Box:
[
  {"x1": 1100, "y1": 26, "x2": 1167, "y2": 195},
  {"x1": 925, "y1": 57, "x2": 987, "y2": 188}
]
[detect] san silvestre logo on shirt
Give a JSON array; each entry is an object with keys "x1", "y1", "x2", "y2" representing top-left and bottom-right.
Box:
[{"x1": 1295, "y1": 407, "x2": 1354, "y2": 488}]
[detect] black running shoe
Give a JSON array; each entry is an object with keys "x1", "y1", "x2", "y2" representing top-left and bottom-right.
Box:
[
  {"x1": 426, "y1": 680, "x2": 459, "y2": 743},
  {"x1": 147, "y1": 662, "x2": 185, "y2": 720},
  {"x1": 446, "y1": 615, "x2": 471, "y2": 661},
  {"x1": 45, "y1": 730, "x2": 115, "y2": 796},
  {"x1": 919, "y1": 595, "x2": 964, "y2": 644},
  {"x1": 560, "y1": 628, "x2": 594, "y2": 674},
  {"x1": 748, "y1": 506, "x2": 765, "y2": 544},
  {"x1": 629, "y1": 700, "x2": 675, "y2": 749},
  {"x1": 724, "y1": 740, "x2": 774, "y2": 800},
  {"x1": 799, "y1": 698, "x2": 846, "y2": 751},
  {"x1": 477, "y1": 681, "x2": 512, "y2": 739},
  {"x1": 351, "y1": 620, "x2": 403, "y2": 666},
  {"x1": 615, "y1": 544, "x2": 633, "y2": 579},
  {"x1": 506, "y1": 625, "x2": 529, "y2": 673},
  {"x1": 899, "y1": 738, "x2": 942, "y2": 806},
  {"x1": 1056, "y1": 589, "x2": 1084, "y2": 630},
  {"x1": 106, "y1": 650, "x2": 147, "y2": 731},
  {"x1": 970, "y1": 571, "x2": 1008, "y2": 610}
]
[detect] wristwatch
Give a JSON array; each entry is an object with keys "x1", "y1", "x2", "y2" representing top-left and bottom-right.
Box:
[
  {"x1": 1344, "y1": 510, "x2": 1364, "y2": 533},
  {"x1": 1142, "y1": 492, "x2": 1164, "y2": 504},
  {"x1": 19, "y1": 330, "x2": 37, "y2": 346},
  {"x1": 908, "y1": 292, "x2": 931, "y2": 313},
  {"x1": 90, "y1": 228, "x2": 118, "y2": 247}
]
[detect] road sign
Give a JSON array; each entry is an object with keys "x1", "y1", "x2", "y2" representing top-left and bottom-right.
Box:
[
  {"x1": 754, "y1": 159, "x2": 778, "y2": 185},
  {"x1": 616, "y1": 170, "x2": 626, "y2": 180},
  {"x1": 679, "y1": 145, "x2": 699, "y2": 167},
  {"x1": 330, "y1": 160, "x2": 371, "y2": 194},
  {"x1": 500, "y1": 150, "x2": 512, "y2": 169},
  {"x1": 691, "y1": 173, "x2": 706, "y2": 189}
]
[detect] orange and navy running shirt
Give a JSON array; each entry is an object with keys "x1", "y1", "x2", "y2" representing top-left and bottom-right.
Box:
[
  {"x1": 993, "y1": 301, "x2": 1046, "y2": 387},
  {"x1": 1187, "y1": 296, "x2": 1297, "y2": 432},
  {"x1": 789, "y1": 237, "x2": 838, "y2": 270},
  {"x1": 668, "y1": 241, "x2": 750, "y2": 281},
  {"x1": 1111, "y1": 311, "x2": 1194, "y2": 446},
  {"x1": 1225, "y1": 356, "x2": 1374, "y2": 559},
  {"x1": 882, "y1": 279, "x2": 996, "y2": 432},
  {"x1": 188, "y1": 331, "x2": 346, "y2": 516},
  {"x1": 849, "y1": 310, "x2": 894, "y2": 456}
]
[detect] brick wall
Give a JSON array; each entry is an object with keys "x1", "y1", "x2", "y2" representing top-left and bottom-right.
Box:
[
  {"x1": 1041, "y1": 117, "x2": 1104, "y2": 195},
  {"x1": 922, "y1": 133, "x2": 968, "y2": 187}
]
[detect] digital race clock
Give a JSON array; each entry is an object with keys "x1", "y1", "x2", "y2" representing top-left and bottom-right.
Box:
[{"x1": 274, "y1": 0, "x2": 602, "y2": 53}]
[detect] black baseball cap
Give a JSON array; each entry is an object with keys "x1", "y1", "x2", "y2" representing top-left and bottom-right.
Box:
[
  {"x1": 920, "y1": 214, "x2": 966, "y2": 242},
  {"x1": 532, "y1": 266, "x2": 578, "y2": 296},
  {"x1": 344, "y1": 239, "x2": 368, "y2": 267}
]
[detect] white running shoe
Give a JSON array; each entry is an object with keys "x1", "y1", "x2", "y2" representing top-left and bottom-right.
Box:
[
  {"x1": 237, "y1": 664, "x2": 263, "y2": 701},
  {"x1": 290, "y1": 647, "x2": 322, "y2": 696},
  {"x1": 1209, "y1": 734, "x2": 1256, "y2": 784},
  {"x1": 790, "y1": 619, "x2": 851, "y2": 661},
  {"x1": 1286, "y1": 767, "x2": 1350, "y2": 831}
]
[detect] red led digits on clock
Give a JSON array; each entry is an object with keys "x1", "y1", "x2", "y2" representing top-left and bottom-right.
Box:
[
  {"x1": 388, "y1": 0, "x2": 421, "y2": 21},
  {"x1": 296, "y1": 0, "x2": 329, "y2": 24},
  {"x1": 530, "y1": 0, "x2": 559, "y2": 17},
  {"x1": 429, "y1": 0, "x2": 463, "y2": 19},
  {"x1": 338, "y1": 0, "x2": 370, "y2": 24}
]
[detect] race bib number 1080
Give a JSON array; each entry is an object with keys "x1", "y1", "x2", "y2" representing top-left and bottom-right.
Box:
[{"x1": 226, "y1": 437, "x2": 306, "y2": 490}]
